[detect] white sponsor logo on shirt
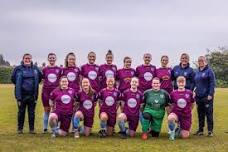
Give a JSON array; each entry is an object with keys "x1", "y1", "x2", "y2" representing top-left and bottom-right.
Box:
[
  {"x1": 105, "y1": 96, "x2": 115, "y2": 106},
  {"x1": 47, "y1": 73, "x2": 57, "y2": 83},
  {"x1": 105, "y1": 70, "x2": 114, "y2": 78},
  {"x1": 127, "y1": 98, "x2": 137, "y2": 108},
  {"x1": 88, "y1": 71, "x2": 97, "y2": 80},
  {"x1": 67, "y1": 72, "x2": 76, "y2": 81},
  {"x1": 144, "y1": 72, "x2": 153, "y2": 81},
  {"x1": 177, "y1": 98, "x2": 187, "y2": 108},
  {"x1": 61, "y1": 95, "x2": 71, "y2": 104},
  {"x1": 83, "y1": 100, "x2": 93, "y2": 110}
]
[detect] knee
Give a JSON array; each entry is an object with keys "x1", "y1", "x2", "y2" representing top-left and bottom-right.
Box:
[
  {"x1": 75, "y1": 111, "x2": 83, "y2": 119},
  {"x1": 168, "y1": 113, "x2": 178, "y2": 122},
  {"x1": 100, "y1": 112, "x2": 108, "y2": 121},
  {"x1": 143, "y1": 112, "x2": 152, "y2": 120},
  {"x1": 49, "y1": 113, "x2": 58, "y2": 121},
  {"x1": 118, "y1": 113, "x2": 127, "y2": 121},
  {"x1": 181, "y1": 130, "x2": 190, "y2": 139}
]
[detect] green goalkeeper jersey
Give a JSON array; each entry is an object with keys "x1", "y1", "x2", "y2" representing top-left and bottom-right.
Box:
[{"x1": 143, "y1": 89, "x2": 170, "y2": 111}]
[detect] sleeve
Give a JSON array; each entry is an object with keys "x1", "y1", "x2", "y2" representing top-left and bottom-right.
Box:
[
  {"x1": 153, "y1": 66, "x2": 157, "y2": 77},
  {"x1": 208, "y1": 69, "x2": 216, "y2": 97},
  {"x1": 116, "y1": 70, "x2": 120, "y2": 80},
  {"x1": 37, "y1": 67, "x2": 42, "y2": 83},
  {"x1": 49, "y1": 90, "x2": 56, "y2": 101},
  {"x1": 42, "y1": 68, "x2": 45, "y2": 80},
  {"x1": 190, "y1": 91, "x2": 195, "y2": 103},
  {"x1": 143, "y1": 91, "x2": 148, "y2": 104},
  {"x1": 11, "y1": 67, "x2": 18, "y2": 84},
  {"x1": 171, "y1": 68, "x2": 175, "y2": 81},
  {"x1": 190, "y1": 69, "x2": 196, "y2": 91},
  {"x1": 15, "y1": 70, "x2": 23, "y2": 101},
  {"x1": 164, "y1": 91, "x2": 171, "y2": 106},
  {"x1": 80, "y1": 65, "x2": 84, "y2": 77}
]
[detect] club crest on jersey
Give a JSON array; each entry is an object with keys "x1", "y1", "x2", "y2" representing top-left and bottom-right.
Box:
[
  {"x1": 151, "y1": 67, "x2": 154, "y2": 71},
  {"x1": 105, "y1": 96, "x2": 115, "y2": 106},
  {"x1": 112, "y1": 66, "x2": 116, "y2": 71},
  {"x1": 47, "y1": 73, "x2": 57, "y2": 83},
  {"x1": 61, "y1": 95, "x2": 71, "y2": 104},
  {"x1": 113, "y1": 92, "x2": 117, "y2": 97},
  {"x1": 67, "y1": 72, "x2": 76, "y2": 81},
  {"x1": 127, "y1": 98, "x2": 137, "y2": 108},
  {"x1": 95, "y1": 67, "x2": 99, "y2": 71},
  {"x1": 184, "y1": 72, "x2": 187, "y2": 76},
  {"x1": 160, "y1": 94, "x2": 164, "y2": 98},
  {"x1": 74, "y1": 68, "x2": 78, "y2": 72},
  {"x1": 56, "y1": 69, "x2": 60, "y2": 73},
  {"x1": 202, "y1": 72, "x2": 206, "y2": 77},
  {"x1": 185, "y1": 94, "x2": 190, "y2": 98},
  {"x1": 168, "y1": 69, "x2": 171, "y2": 74},
  {"x1": 131, "y1": 71, "x2": 134, "y2": 76},
  {"x1": 136, "y1": 94, "x2": 140, "y2": 99},
  {"x1": 68, "y1": 90, "x2": 73, "y2": 95},
  {"x1": 144, "y1": 72, "x2": 153, "y2": 81},
  {"x1": 154, "y1": 99, "x2": 159, "y2": 103},
  {"x1": 177, "y1": 98, "x2": 187, "y2": 108},
  {"x1": 83, "y1": 100, "x2": 93, "y2": 110},
  {"x1": 88, "y1": 71, "x2": 97, "y2": 80},
  {"x1": 105, "y1": 70, "x2": 114, "y2": 78}
]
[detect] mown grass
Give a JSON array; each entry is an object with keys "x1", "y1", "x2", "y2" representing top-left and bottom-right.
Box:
[{"x1": 0, "y1": 84, "x2": 227, "y2": 152}]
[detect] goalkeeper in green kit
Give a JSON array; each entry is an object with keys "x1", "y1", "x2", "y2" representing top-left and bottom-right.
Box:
[{"x1": 141, "y1": 77, "x2": 171, "y2": 140}]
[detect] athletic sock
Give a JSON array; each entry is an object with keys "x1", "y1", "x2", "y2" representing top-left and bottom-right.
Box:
[
  {"x1": 168, "y1": 121, "x2": 176, "y2": 132},
  {"x1": 73, "y1": 116, "x2": 80, "y2": 129},
  {"x1": 142, "y1": 119, "x2": 150, "y2": 132},
  {"x1": 43, "y1": 112, "x2": 49, "y2": 130},
  {"x1": 118, "y1": 120, "x2": 126, "y2": 132},
  {"x1": 100, "y1": 120, "x2": 107, "y2": 130}
]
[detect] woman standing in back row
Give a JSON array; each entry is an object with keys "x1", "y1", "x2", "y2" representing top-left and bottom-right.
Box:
[
  {"x1": 41, "y1": 53, "x2": 62, "y2": 133},
  {"x1": 99, "y1": 50, "x2": 117, "y2": 89}
]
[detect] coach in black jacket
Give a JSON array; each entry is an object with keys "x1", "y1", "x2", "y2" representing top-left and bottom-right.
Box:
[{"x1": 11, "y1": 53, "x2": 42, "y2": 134}]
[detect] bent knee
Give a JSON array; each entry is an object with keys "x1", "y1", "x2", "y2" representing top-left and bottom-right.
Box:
[
  {"x1": 168, "y1": 113, "x2": 178, "y2": 122},
  {"x1": 181, "y1": 130, "x2": 190, "y2": 139},
  {"x1": 100, "y1": 112, "x2": 108, "y2": 121}
]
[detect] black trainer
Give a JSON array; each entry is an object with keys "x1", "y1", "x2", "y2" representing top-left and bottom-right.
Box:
[
  {"x1": 193, "y1": 130, "x2": 204, "y2": 136},
  {"x1": 119, "y1": 131, "x2": 127, "y2": 139},
  {"x1": 98, "y1": 129, "x2": 107, "y2": 138},
  {"x1": 207, "y1": 131, "x2": 213, "y2": 137}
]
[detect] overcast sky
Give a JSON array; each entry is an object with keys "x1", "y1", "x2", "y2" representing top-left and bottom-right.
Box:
[{"x1": 0, "y1": 0, "x2": 228, "y2": 67}]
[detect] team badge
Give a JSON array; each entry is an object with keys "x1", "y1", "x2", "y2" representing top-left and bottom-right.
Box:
[
  {"x1": 56, "y1": 69, "x2": 59, "y2": 73},
  {"x1": 131, "y1": 71, "x2": 134, "y2": 76},
  {"x1": 74, "y1": 68, "x2": 78, "y2": 72},
  {"x1": 95, "y1": 67, "x2": 99, "y2": 71},
  {"x1": 154, "y1": 100, "x2": 159, "y2": 103}
]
